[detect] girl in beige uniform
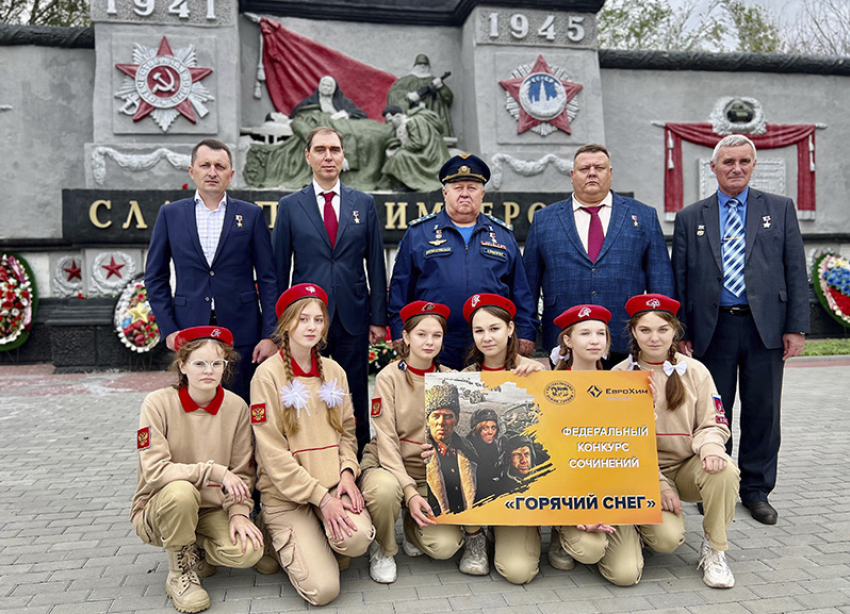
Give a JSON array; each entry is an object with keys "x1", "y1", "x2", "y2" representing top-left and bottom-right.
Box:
[
  {"x1": 131, "y1": 326, "x2": 263, "y2": 614},
  {"x1": 360, "y1": 300, "x2": 464, "y2": 584},
  {"x1": 250, "y1": 284, "x2": 375, "y2": 605},
  {"x1": 613, "y1": 293, "x2": 740, "y2": 589},
  {"x1": 548, "y1": 305, "x2": 643, "y2": 586},
  {"x1": 458, "y1": 293, "x2": 543, "y2": 584}
]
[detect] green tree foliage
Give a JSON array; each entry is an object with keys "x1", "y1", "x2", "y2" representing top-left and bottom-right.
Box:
[
  {"x1": 0, "y1": 0, "x2": 90, "y2": 26},
  {"x1": 598, "y1": 0, "x2": 785, "y2": 53}
]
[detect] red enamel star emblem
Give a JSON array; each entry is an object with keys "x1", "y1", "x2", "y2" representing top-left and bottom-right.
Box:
[
  {"x1": 500, "y1": 55, "x2": 583, "y2": 135},
  {"x1": 102, "y1": 256, "x2": 125, "y2": 279},
  {"x1": 63, "y1": 259, "x2": 82, "y2": 281},
  {"x1": 115, "y1": 36, "x2": 213, "y2": 125}
]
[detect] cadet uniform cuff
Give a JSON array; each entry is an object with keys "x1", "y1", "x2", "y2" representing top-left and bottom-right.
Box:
[
  {"x1": 699, "y1": 443, "x2": 726, "y2": 461},
  {"x1": 403, "y1": 485, "x2": 420, "y2": 506}
]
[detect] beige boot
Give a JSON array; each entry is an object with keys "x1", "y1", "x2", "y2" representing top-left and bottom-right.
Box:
[
  {"x1": 191, "y1": 545, "x2": 217, "y2": 579},
  {"x1": 165, "y1": 545, "x2": 211, "y2": 613}
]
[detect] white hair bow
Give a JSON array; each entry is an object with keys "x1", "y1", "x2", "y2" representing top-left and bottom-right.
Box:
[
  {"x1": 663, "y1": 360, "x2": 687, "y2": 377},
  {"x1": 550, "y1": 346, "x2": 567, "y2": 365},
  {"x1": 628, "y1": 354, "x2": 641, "y2": 370}
]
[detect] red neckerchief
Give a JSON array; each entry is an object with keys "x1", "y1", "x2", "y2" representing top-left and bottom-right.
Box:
[
  {"x1": 406, "y1": 363, "x2": 436, "y2": 376},
  {"x1": 280, "y1": 350, "x2": 320, "y2": 377},
  {"x1": 436, "y1": 442, "x2": 456, "y2": 457},
  {"x1": 179, "y1": 385, "x2": 224, "y2": 415}
]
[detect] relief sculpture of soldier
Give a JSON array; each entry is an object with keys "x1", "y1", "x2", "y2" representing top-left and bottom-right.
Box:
[{"x1": 387, "y1": 54, "x2": 454, "y2": 139}]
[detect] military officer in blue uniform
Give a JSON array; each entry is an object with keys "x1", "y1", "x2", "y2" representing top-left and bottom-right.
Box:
[{"x1": 388, "y1": 154, "x2": 537, "y2": 369}]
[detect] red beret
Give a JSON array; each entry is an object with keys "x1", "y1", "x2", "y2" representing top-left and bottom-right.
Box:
[
  {"x1": 275, "y1": 283, "x2": 329, "y2": 318},
  {"x1": 400, "y1": 300, "x2": 450, "y2": 323},
  {"x1": 174, "y1": 326, "x2": 233, "y2": 351},
  {"x1": 554, "y1": 304, "x2": 612, "y2": 330},
  {"x1": 624, "y1": 293, "x2": 681, "y2": 317},
  {"x1": 463, "y1": 293, "x2": 516, "y2": 322}
]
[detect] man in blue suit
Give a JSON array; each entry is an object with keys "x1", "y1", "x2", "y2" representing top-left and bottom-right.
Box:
[
  {"x1": 145, "y1": 139, "x2": 279, "y2": 402},
  {"x1": 672, "y1": 134, "x2": 809, "y2": 525},
  {"x1": 272, "y1": 126, "x2": 388, "y2": 454},
  {"x1": 523, "y1": 144, "x2": 674, "y2": 365}
]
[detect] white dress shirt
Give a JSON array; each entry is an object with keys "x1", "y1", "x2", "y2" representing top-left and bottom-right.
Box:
[
  {"x1": 194, "y1": 190, "x2": 227, "y2": 310},
  {"x1": 312, "y1": 180, "x2": 341, "y2": 221}
]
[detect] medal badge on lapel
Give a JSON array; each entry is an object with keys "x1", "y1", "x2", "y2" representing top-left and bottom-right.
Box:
[
  {"x1": 697, "y1": 224, "x2": 705, "y2": 236},
  {"x1": 632, "y1": 215, "x2": 639, "y2": 227},
  {"x1": 235, "y1": 214, "x2": 243, "y2": 228},
  {"x1": 762, "y1": 215, "x2": 771, "y2": 229},
  {"x1": 429, "y1": 227, "x2": 447, "y2": 246},
  {"x1": 353, "y1": 210, "x2": 361, "y2": 224}
]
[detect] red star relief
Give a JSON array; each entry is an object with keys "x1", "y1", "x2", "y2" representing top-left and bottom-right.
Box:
[
  {"x1": 500, "y1": 55, "x2": 583, "y2": 135},
  {"x1": 115, "y1": 36, "x2": 213, "y2": 124},
  {"x1": 63, "y1": 259, "x2": 82, "y2": 281},
  {"x1": 102, "y1": 256, "x2": 125, "y2": 279}
]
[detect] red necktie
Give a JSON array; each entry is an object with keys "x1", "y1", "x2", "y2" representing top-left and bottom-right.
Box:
[
  {"x1": 581, "y1": 206, "x2": 604, "y2": 263},
  {"x1": 322, "y1": 192, "x2": 338, "y2": 248}
]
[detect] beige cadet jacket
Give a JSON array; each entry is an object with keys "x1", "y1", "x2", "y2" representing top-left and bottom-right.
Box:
[
  {"x1": 613, "y1": 353, "x2": 730, "y2": 491},
  {"x1": 130, "y1": 386, "x2": 255, "y2": 525},
  {"x1": 251, "y1": 353, "x2": 359, "y2": 508},
  {"x1": 363, "y1": 362, "x2": 452, "y2": 505},
  {"x1": 461, "y1": 354, "x2": 541, "y2": 373}
]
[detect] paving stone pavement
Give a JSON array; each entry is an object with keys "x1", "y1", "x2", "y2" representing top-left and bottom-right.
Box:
[{"x1": 1, "y1": 361, "x2": 848, "y2": 614}]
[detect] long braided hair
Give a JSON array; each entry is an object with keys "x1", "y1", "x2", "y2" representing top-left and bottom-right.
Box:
[
  {"x1": 627, "y1": 311, "x2": 686, "y2": 412},
  {"x1": 466, "y1": 306, "x2": 519, "y2": 371},
  {"x1": 399, "y1": 313, "x2": 446, "y2": 387},
  {"x1": 272, "y1": 298, "x2": 343, "y2": 435}
]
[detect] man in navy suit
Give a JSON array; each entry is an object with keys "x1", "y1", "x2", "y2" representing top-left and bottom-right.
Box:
[
  {"x1": 145, "y1": 139, "x2": 279, "y2": 403},
  {"x1": 672, "y1": 134, "x2": 809, "y2": 525},
  {"x1": 272, "y1": 126, "x2": 388, "y2": 454},
  {"x1": 523, "y1": 144, "x2": 674, "y2": 366}
]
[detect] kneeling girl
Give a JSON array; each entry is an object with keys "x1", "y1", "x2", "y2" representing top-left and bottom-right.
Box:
[
  {"x1": 360, "y1": 300, "x2": 465, "y2": 583},
  {"x1": 549, "y1": 305, "x2": 643, "y2": 586},
  {"x1": 251, "y1": 284, "x2": 375, "y2": 605}
]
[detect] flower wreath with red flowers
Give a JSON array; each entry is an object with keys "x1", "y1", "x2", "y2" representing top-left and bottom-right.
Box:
[
  {"x1": 0, "y1": 253, "x2": 38, "y2": 351},
  {"x1": 113, "y1": 275, "x2": 161, "y2": 353},
  {"x1": 814, "y1": 251, "x2": 850, "y2": 328}
]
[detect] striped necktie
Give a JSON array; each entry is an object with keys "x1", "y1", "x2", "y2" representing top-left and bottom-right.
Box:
[{"x1": 722, "y1": 198, "x2": 745, "y2": 297}]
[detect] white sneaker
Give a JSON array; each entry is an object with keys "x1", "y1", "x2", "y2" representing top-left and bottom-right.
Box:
[
  {"x1": 698, "y1": 539, "x2": 735, "y2": 588},
  {"x1": 547, "y1": 529, "x2": 575, "y2": 571},
  {"x1": 458, "y1": 531, "x2": 489, "y2": 575},
  {"x1": 402, "y1": 537, "x2": 424, "y2": 558},
  {"x1": 368, "y1": 541, "x2": 397, "y2": 584}
]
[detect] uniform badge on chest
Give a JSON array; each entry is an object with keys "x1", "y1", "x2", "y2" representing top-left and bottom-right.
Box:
[
  {"x1": 429, "y1": 227, "x2": 446, "y2": 246},
  {"x1": 235, "y1": 214, "x2": 243, "y2": 228},
  {"x1": 762, "y1": 215, "x2": 771, "y2": 228},
  {"x1": 353, "y1": 210, "x2": 361, "y2": 224}
]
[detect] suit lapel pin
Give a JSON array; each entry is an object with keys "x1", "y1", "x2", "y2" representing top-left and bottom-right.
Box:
[
  {"x1": 632, "y1": 215, "x2": 639, "y2": 227},
  {"x1": 235, "y1": 214, "x2": 243, "y2": 228},
  {"x1": 762, "y1": 215, "x2": 771, "y2": 228},
  {"x1": 353, "y1": 211, "x2": 361, "y2": 224},
  {"x1": 697, "y1": 224, "x2": 705, "y2": 236}
]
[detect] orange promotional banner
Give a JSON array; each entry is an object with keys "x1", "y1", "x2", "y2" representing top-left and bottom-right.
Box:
[{"x1": 424, "y1": 370, "x2": 662, "y2": 526}]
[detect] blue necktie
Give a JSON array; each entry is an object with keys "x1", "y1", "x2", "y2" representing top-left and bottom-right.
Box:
[{"x1": 722, "y1": 199, "x2": 745, "y2": 297}]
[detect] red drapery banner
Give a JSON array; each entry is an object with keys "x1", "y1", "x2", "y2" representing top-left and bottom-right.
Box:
[
  {"x1": 664, "y1": 122, "x2": 816, "y2": 213},
  {"x1": 259, "y1": 18, "x2": 398, "y2": 120}
]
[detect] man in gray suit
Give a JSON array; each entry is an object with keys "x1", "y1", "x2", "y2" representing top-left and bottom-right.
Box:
[{"x1": 672, "y1": 134, "x2": 809, "y2": 525}]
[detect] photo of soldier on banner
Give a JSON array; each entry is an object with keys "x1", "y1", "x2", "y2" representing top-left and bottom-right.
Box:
[{"x1": 424, "y1": 371, "x2": 663, "y2": 527}]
